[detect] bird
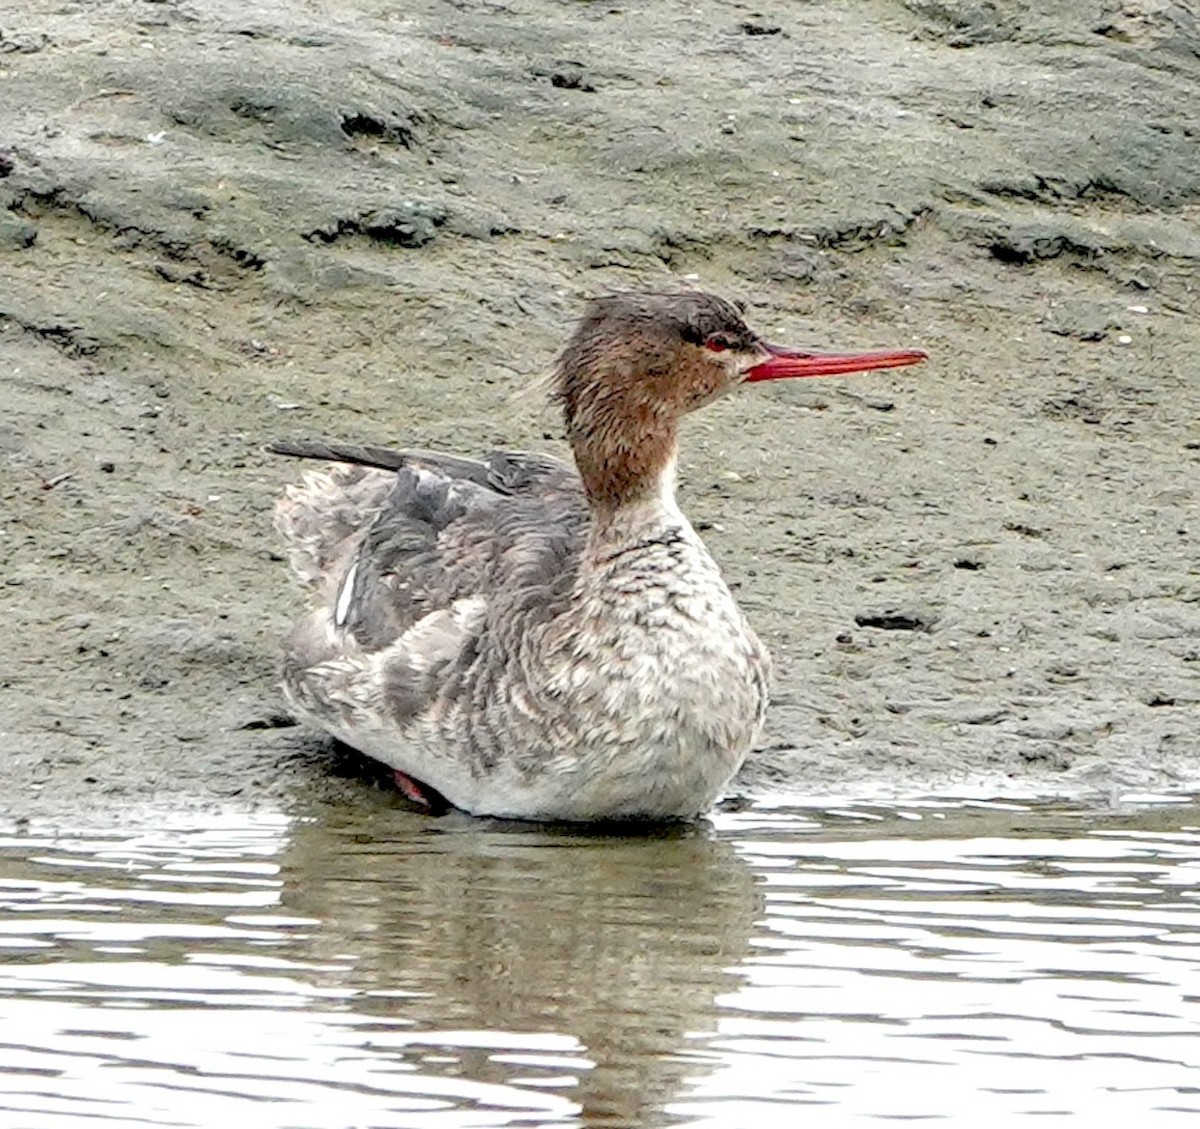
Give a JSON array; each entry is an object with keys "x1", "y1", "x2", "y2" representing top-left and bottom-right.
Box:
[{"x1": 270, "y1": 290, "x2": 926, "y2": 821}]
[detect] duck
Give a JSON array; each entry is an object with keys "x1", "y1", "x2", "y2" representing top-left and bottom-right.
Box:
[{"x1": 270, "y1": 290, "x2": 925, "y2": 821}]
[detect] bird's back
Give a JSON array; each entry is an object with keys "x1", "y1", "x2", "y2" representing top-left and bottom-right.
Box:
[{"x1": 273, "y1": 441, "x2": 588, "y2": 720}]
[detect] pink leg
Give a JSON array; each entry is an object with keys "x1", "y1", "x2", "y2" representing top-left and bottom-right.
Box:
[{"x1": 392, "y1": 769, "x2": 446, "y2": 813}]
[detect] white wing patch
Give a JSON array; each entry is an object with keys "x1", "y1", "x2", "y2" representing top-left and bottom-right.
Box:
[{"x1": 334, "y1": 559, "x2": 359, "y2": 628}]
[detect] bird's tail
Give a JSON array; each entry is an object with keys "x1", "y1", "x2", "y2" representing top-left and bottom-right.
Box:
[{"x1": 271, "y1": 457, "x2": 394, "y2": 588}]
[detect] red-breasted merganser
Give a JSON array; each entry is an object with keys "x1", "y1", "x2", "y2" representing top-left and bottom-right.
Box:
[{"x1": 271, "y1": 290, "x2": 925, "y2": 821}]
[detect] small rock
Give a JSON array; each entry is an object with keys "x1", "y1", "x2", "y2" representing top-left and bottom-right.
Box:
[
  {"x1": 551, "y1": 69, "x2": 596, "y2": 92},
  {"x1": 0, "y1": 213, "x2": 37, "y2": 250},
  {"x1": 238, "y1": 713, "x2": 299, "y2": 731},
  {"x1": 0, "y1": 30, "x2": 51, "y2": 54},
  {"x1": 739, "y1": 21, "x2": 782, "y2": 36},
  {"x1": 854, "y1": 611, "x2": 933, "y2": 632}
]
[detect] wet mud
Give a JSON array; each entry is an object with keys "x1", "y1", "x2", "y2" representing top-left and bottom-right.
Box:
[{"x1": 1, "y1": 0, "x2": 1198, "y2": 825}]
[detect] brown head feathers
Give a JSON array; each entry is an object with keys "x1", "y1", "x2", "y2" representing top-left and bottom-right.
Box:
[{"x1": 550, "y1": 291, "x2": 761, "y2": 511}]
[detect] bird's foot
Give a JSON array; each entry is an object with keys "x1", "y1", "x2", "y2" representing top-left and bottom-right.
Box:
[{"x1": 392, "y1": 770, "x2": 450, "y2": 815}]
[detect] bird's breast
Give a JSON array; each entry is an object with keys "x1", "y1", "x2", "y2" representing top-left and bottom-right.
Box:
[{"x1": 547, "y1": 531, "x2": 770, "y2": 741}]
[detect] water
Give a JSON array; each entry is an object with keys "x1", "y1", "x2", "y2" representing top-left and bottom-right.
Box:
[{"x1": 1, "y1": 797, "x2": 1198, "y2": 1127}]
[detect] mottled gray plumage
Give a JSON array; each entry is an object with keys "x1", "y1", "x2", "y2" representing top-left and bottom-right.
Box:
[
  {"x1": 271, "y1": 293, "x2": 774, "y2": 821},
  {"x1": 270, "y1": 291, "x2": 926, "y2": 821},
  {"x1": 277, "y1": 444, "x2": 585, "y2": 654}
]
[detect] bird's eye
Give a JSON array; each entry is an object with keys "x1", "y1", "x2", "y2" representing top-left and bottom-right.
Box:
[{"x1": 705, "y1": 334, "x2": 732, "y2": 353}]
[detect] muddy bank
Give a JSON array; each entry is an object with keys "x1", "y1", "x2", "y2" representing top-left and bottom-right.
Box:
[{"x1": 1, "y1": 0, "x2": 1198, "y2": 826}]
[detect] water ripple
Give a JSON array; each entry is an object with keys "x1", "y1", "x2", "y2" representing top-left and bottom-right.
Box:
[{"x1": 0, "y1": 800, "x2": 1198, "y2": 1126}]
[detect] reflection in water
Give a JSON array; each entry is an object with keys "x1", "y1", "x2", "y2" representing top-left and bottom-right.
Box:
[
  {"x1": 0, "y1": 809, "x2": 760, "y2": 1127},
  {"x1": 279, "y1": 814, "x2": 761, "y2": 1127},
  {"x1": 0, "y1": 798, "x2": 1197, "y2": 1126}
]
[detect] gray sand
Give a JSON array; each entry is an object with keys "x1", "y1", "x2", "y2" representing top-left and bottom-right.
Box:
[{"x1": 2, "y1": 0, "x2": 1197, "y2": 825}]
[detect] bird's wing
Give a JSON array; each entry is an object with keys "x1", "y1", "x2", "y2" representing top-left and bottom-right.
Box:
[{"x1": 272, "y1": 439, "x2": 587, "y2": 657}]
